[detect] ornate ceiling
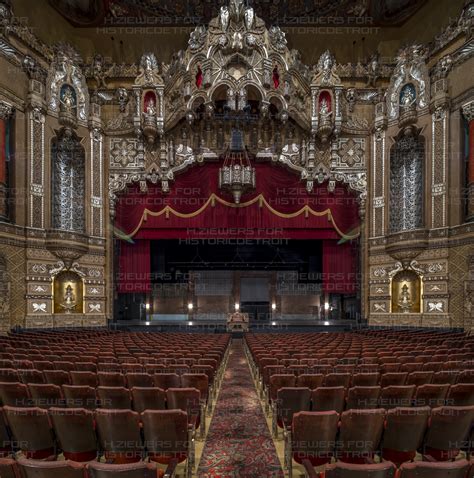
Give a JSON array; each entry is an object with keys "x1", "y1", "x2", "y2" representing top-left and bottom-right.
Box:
[{"x1": 50, "y1": 0, "x2": 428, "y2": 27}]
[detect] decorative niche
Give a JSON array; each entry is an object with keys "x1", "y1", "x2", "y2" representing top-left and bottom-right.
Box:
[
  {"x1": 391, "y1": 269, "x2": 421, "y2": 314},
  {"x1": 53, "y1": 270, "x2": 84, "y2": 314}
]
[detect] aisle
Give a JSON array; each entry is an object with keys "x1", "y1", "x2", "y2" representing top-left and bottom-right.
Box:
[{"x1": 197, "y1": 339, "x2": 284, "y2": 478}]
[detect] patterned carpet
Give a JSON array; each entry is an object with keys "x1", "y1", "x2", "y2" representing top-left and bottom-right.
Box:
[{"x1": 197, "y1": 340, "x2": 284, "y2": 478}]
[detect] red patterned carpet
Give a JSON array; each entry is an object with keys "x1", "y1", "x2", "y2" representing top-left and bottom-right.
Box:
[{"x1": 197, "y1": 340, "x2": 284, "y2": 478}]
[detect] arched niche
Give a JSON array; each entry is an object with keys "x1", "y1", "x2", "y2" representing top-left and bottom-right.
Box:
[
  {"x1": 53, "y1": 270, "x2": 84, "y2": 314},
  {"x1": 143, "y1": 90, "x2": 157, "y2": 114},
  {"x1": 51, "y1": 128, "x2": 85, "y2": 233},
  {"x1": 389, "y1": 130, "x2": 424, "y2": 233},
  {"x1": 391, "y1": 269, "x2": 421, "y2": 313}
]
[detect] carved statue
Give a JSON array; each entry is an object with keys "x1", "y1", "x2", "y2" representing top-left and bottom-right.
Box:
[
  {"x1": 60, "y1": 86, "x2": 75, "y2": 112},
  {"x1": 319, "y1": 98, "x2": 331, "y2": 116},
  {"x1": 145, "y1": 97, "x2": 156, "y2": 116},
  {"x1": 91, "y1": 53, "x2": 114, "y2": 89},
  {"x1": 366, "y1": 52, "x2": 379, "y2": 87},
  {"x1": 135, "y1": 53, "x2": 162, "y2": 86},
  {"x1": 244, "y1": 7, "x2": 255, "y2": 30},
  {"x1": 313, "y1": 50, "x2": 341, "y2": 86},
  {"x1": 189, "y1": 25, "x2": 206, "y2": 50},
  {"x1": 400, "y1": 85, "x2": 415, "y2": 106},
  {"x1": 398, "y1": 284, "x2": 413, "y2": 313},
  {"x1": 60, "y1": 284, "x2": 77, "y2": 313}
]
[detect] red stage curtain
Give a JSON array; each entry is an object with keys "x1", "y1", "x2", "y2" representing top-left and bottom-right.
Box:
[
  {"x1": 117, "y1": 240, "x2": 151, "y2": 294},
  {"x1": 114, "y1": 163, "x2": 360, "y2": 240},
  {"x1": 322, "y1": 240, "x2": 357, "y2": 294}
]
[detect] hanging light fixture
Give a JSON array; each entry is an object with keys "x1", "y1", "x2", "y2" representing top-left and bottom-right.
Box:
[{"x1": 219, "y1": 129, "x2": 256, "y2": 204}]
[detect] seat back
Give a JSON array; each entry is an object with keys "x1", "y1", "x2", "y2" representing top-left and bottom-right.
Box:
[
  {"x1": 324, "y1": 461, "x2": 397, "y2": 477},
  {"x1": 292, "y1": 411, "x2": 339, "y2": 467},
  {"x1": 346, "y1": 387, "x2": 381, "y2": 410},
  {"x1": 381, "y1": 406, "x2": 430, "y2": 465},
  {"x1": 141, "y1": 409, "x2": 189, "y2": 465},
  {"x1": 323, "y1": 373, "x2": 351, "y2": 388},
  {"x1": 126, "y1": 373, "x2": 154, "y2": 389},
  {"x1": 295, "y1": 374, "x2": 324, "y2": 389},
  {"x1": 87, "y1": 461, "x2": 158, "y2": 478},
  {"x1": 424, "y1": 405, "x2": 474, "y2": 461},
  {"x1": 276, "y1": 387, "x2": 311, "y2": 427},
  {"x1": 16, "y1": 458, "x2": 86, "y2": 478},
  {"x1": 446, "y1": 383, "x2": 474, "y2": 406},
  {"x1": 131, "y1": 387, "x2": 166, "y2": 413},
  {"x1": 28, "y1": 384, "x2": 63, "y2": 409},
  {"x1": 181, "y1": 373, "x2": 209, "y2": 401},
  {"x1": 70, "y1": 371, "x2": 98, "y2": 387},
  {"x1": 351, "y1": 373, "x2": 380, "y2": 387},
  {"x1": 3, "y1": 406, "x2": 55, "y2": 459},
  {"x1": 397, "y1": 459, "x2": 470, "y2": 477},
  {"x1": 43, "y1": 370, "x2": 70, "y2": 386},
  {"x1": 311, "y1": 387, "x2": 346, "y2": 414},
  {"x1": 98, "y1": 372, "x2": 126, "y2": 387},
  {"x1": 95, "y1": 409, "x2": 143, "y2": 464},
  {"x1": 269, "y1": 374, "x2": 296, "y2": 401},
  {"x1": 379, "y1": 386, "x2": 415, "y2": 409},
  {"x1": 153, "y1": 373, "x2": 180, "y2": 390},
  {"x1": 338, "y1": 409, "x2": 385, "y2": 463},
  {"x1": 414, "y1": 384, "x2": 449, "y2": 407},
  {"x1": 97, "y1": 387, "x2": 132, "y2": 410},
  {"x1": 0, "y1": 382, "x2": 30, "y2": 407},
  {"x1": 62, "y1": 385, "x2": 97, "y2": 410},
  {"x1": 49, "y1": 407, "x2": 97, "y2": 462}
]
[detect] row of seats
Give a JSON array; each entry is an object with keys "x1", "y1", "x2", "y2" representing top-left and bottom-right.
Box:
[
  {"x1": 1, "y1": 457, "x2": 474, "y2": 478},
  {"x1": 286, "y1": 407, "x2": 474, "y2": 476}
]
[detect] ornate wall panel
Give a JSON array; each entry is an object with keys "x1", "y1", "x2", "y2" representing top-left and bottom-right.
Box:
[
  {"x1": 372, "y1": 129, "x2": 386, "y2": 237},
  {"x1": 29, "y1": 108, "x2": 45, "y2": 229},
  {"x1": 431, "y1": 107, "x2": 448, "y2": 228},
  {"x1": 389, "y1": 134, "x2": 424, "y2": 232},
  {"x1": 51, "y1": 129, "x2": 85, "y2": 233},
  {"x1": 90, "y1": 129, "x2": 104, "y2": 237}
]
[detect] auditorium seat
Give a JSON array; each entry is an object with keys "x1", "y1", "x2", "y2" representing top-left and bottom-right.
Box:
[
  {"x1": 131, "y1": 387, "x2": 166, "y2": 413},
  {"x1": 126, "y1": 373, "x2": 154, "y2": 389},
  {"x1": 311, "y1": 387, "x2": 346, "y2": 414},
  {"x1": 379, "y1": 385, "x2": 415, "y2": 409},
  {"x1": 446, "y1": 383, "x2": 474, "y2": 406},
  {"x1": 457, "y1": 370, "x2": 474, "y2": 383},
  {"x1": 49, "y1": 407, "x2": 97, "y2": 462},
  {"x1": 406, "y1": 371, "x2": 433, "y2": 386},
  {"x1": 97, "y1": 386, "x2": 132, "y2": 409},
  {"x1": 346, "y1": 386, "x2": 381, "y2": 410},
  {"x1": 70, "y1": 371, "x2": 98, "y2": 387},
  {"x1": 380, "y1": 373, "x2": 407, "y2": 387},
  {"x1": 33, "y1": 360, "x2": 53, "y2": 371},
  {"x1": 432, "y1": 370, "x2": 459, "y2": 384},
  {"x1": 3, "y1": 406, "x2": 55, "y2": 459},
  {"x1": 0, "y1": 382, "x2": 30, "y2": 407},
  {"x1": 273, "y1": 387, "x2": 311, "y2": 437},
  {"x1": 166, "y1": 388, "x2": 202, "y2": 435},
  {"x1": 397, "y1": 459, "x2": 470, "y2": 477},
  {"x1": 289, "y1": 411, "x2": 339, "y2": 477},
  {"x1": 16, "y1": 458, "x2": 86, "y2": 478},
  {"x1": 268, "y1": 374, "x2": 296, "y2": 408},
  {"x1": 381, "y1": 406, "x2": 430, "y2": 466},
  {"x1": 0, "y1": 411, "x2": 12, "y2": 457},
  {"x1": 95, "y1": 409, "x2": 143, "y2": 463},
  {"x1": 323, "y1": 461, "x2": 397, "y2": 477},
  {"x1": 75, "y1": 362, "x2": 97, "y2": 373},
  {"x1": 141, "y1": 409, "x2": 191, "y2": 474},
  {"x1": 323, "y1": 373, "x2": 351, "y2": 388},
  {"x1": 98, "y1": 372, "x2": 126, "y2": 387},
  {"x1": 18, "y1": 369, "x2": 45, "y2": 384},
  {"x1": 413, "y1": 384, "x2": 450, "y2": 407},
  {"x1": 87, "y1": 461, "x2": 158, "y2": 478},
  {"x1": 337, "y1": 408, "x2": 385, "y2": 463},
  {"x1": 44, "y1": 370, "x2": 70, "y2": 386},
  {"x1": 0, "y1": 369, "x2": 19, "y2": 383},
  {"x1": 423, "y1": 405, "x2": 474, "y2": 461},
  {"x1": 28, "y1": 383, "x2": 63, "y2": 408},
  {"x1": 296, "y1": 374, "x2": 324, "y2": 389},
  {"x1": 351, "y1": 373, "x2": 380, "y2": 387},
  {"x1": 54, "y1": 361, "x2": 76, "y2": 372},
  {"x1": 63, "y1": 385, "x2": 97, "y2": 410},
  {"x1": 153, "y1": 373, "x2": 181, "y2": 390}
]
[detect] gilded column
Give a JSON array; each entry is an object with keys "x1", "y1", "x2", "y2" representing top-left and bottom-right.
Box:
[
  {"x1": 462, "y1": 101, "x2": 474, "y2": 221},
  {"x1": 0, "y1": 102, "x2": 13, "y2": 220}
]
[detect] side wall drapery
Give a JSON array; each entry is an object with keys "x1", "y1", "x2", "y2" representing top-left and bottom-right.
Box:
[{"x1": 117, "y1": 240, "x2": 151, "y2": 294}]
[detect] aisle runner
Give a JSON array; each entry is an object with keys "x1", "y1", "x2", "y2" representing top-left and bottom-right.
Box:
[{"x1": 197, "y1": 340, "x2": 284, "y2": 478}]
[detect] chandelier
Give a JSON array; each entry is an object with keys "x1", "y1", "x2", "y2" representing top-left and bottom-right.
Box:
[{"x1": 219, "y1": 129, "x2": 256, "y2": 204}]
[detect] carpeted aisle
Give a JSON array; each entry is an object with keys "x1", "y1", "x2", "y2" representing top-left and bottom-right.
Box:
[{"x1": 197, "y1": 339, "x2": 284, "y2": 478}]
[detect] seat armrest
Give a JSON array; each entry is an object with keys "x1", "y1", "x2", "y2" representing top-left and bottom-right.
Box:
[{"x1": 301, "y1": 459, "x2": 318, "y2": 478}]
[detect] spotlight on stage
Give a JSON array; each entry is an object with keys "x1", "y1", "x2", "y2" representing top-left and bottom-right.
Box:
[
  {"x1": 324, "y1": 321, "x2": 330, "y2": 326},
  {"x1": 235, "y1": 303, "x2": 240, "y2": 311},
  {"x1": 324, "y1": 302, "x2": 330, "y2": 311},
  {"x1": 271, "y1": 321, "x2": 276, "y2": 326},
  {"x1": 187, "y1": 302, "x2": 194, "y2": 311},
  {"x1": 271, "y1": 303, "x2": 276, "y2": 311},
  {"x1": 145, "y1": 303, "x2": 150, "y2": 310}
]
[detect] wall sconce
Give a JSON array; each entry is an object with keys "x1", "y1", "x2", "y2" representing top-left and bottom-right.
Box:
[
  {"x1": 271, "y1": 302, "x2": 276, "y2": 311},
  {"x1": 187, "y1": 302, "x2": 194, "y2": 311},
  {"x1": 324, "y1": 302, "x2": 330, "y2": 311},
  {"x1": 235, "y1": 303, "x2": 240, "y2": 311},
  {"x1": 145, "y1": 303, "x2": 150, "y2": 310}
]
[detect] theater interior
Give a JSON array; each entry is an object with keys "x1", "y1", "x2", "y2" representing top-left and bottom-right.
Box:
[{"x1": 0, "y1": 0, "x2": 473, "y2": 476}]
